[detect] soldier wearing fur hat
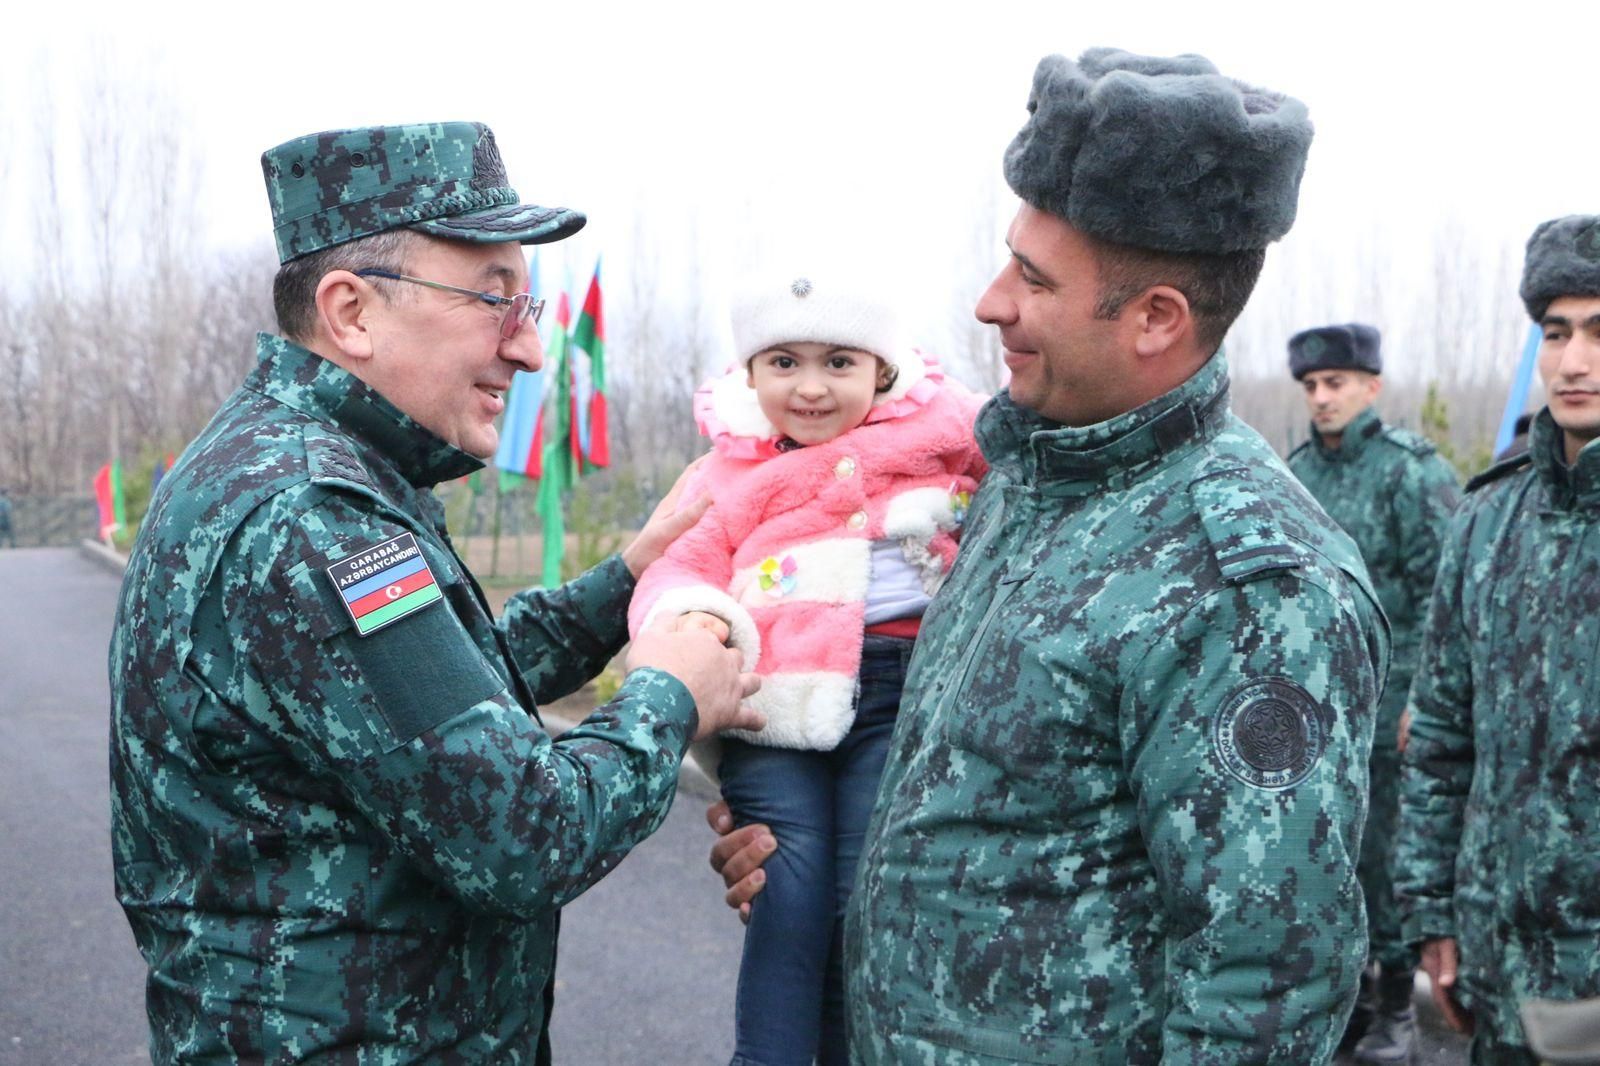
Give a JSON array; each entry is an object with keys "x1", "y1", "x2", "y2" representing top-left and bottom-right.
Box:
[
  {"x1": 109, "y1": 122, "x2": 761, "y2": 1063},
  {"x1": 710, "y1": 47, "x2": 1391, "y2": 1063},
  {"x1": 1286, "y1": 322, "x2": 1461, "y2": 1064},
  {"x1": 1396, "y1": 214, "x2": 1600, "y2": 1066}
]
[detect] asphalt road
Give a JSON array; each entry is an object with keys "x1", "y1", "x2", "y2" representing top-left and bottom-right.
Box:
[
  {"x1": 0, "y1": 546, "x2": 1471, "y2": 1065},
  {"x1": 0, "y1": 547, "x2": 743, "y2": 1065}
]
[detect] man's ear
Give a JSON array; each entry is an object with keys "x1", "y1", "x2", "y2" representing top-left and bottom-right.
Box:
[
  {"x1": 1130, "y1": 285, "x2": 1192, "y2": 359},
  {"x1": 314, "y1": 270, "x2": 377, "y2": 363},
  {"x1": 1368, "y1": 373, "x2": 1384, "y2": 402}
]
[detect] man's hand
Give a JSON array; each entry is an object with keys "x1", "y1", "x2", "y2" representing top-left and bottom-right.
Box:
[
  {"x1": 1398, "y1": 707, "x2": 1412, "y2": 754},
  {"x1": 1421, "y1": 937, "x2": 1474, "y2": 1034},
  {"x1": 625, "y1": 618, "x2": 762, "y2": 741},
  {"x1": 677, "y1": 611, "x2": 731, "y2": 644},
  {"x1": 622, "y1": 458, "x2": 711, "y2": 578},
  {"x1": 707, "y1": 799, "x2": 776, "y2": 925}
]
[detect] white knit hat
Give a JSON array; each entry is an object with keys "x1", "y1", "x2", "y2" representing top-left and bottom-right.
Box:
[{"x1": 729, "y1": 269, "x2": 926, "y2": 401}]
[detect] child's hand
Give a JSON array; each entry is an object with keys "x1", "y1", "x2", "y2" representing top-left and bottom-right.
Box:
[{"x1": 677, "y1": 611, "x2": 731, "y2": 644}]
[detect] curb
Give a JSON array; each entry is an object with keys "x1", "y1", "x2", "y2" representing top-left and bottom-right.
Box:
[
  {"x1": 79, "y1": 538, "x2": 128, "y2": 576},
  {"x1": 539, "y1": 708, "x2": 721, "y2": 805}
]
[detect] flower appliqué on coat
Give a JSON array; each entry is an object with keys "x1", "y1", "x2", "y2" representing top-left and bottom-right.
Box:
[
  {"x1": 950, "y1": 489, "x2": 972, "y2": 527},
  {"x1": 758, "y1": 554, "x2": 799, "y2": 597}
]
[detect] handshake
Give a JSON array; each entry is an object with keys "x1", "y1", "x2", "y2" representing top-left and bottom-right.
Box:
[{"x1": 625, "y1": 610, "x2": 763, "y2": 741}]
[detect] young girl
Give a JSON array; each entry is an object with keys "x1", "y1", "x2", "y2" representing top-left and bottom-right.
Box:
[{"x1": 629, "y1": 269, "x2": 987, "y2": 1065}]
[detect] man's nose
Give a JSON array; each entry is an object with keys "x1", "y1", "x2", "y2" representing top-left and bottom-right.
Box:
[
  {"x1": 975, "y1": 274, "x2": 1018, "y2": 326},
  {"x1": 1558, "y1": 334, "x2": 1598, "y2": 379},
  {"x1": 501, "y1": 322, "x2": 544, "y2": 373}
]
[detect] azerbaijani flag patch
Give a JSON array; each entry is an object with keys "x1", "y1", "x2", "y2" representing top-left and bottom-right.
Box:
[{"x1": 325, "y1": 532, "x2": 442, "y2": 636}]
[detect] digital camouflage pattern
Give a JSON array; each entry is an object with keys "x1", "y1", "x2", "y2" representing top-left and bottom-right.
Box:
[
  {"x1": 847, "y1": 351, "x2": 1391, "y2": 1064},
  {"x1": 1288, "y1": 405, "x2": 1461, "y2": 970},
  {"x1": 109, "y1": 333, "x2": 697, "y2": 1064},
  {"x1": 261, "y1": 122, "x2": 585, "y2": 263},
  {"x1": 1397, "y1": 409, "x2": 1600, "y2": 1064}
]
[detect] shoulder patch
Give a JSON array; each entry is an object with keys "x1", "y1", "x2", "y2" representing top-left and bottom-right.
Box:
[
  {"x1": 305, "y1": 425, "x2": 377, "y2": 492},
  {"x1": 1212, "y1": 678, "x2": 1328, "y2": 790},
  {"x1": 1466, "y1": 451, "x2": 1533, "y2": 493},
  {"x1": 1191, "y1": 468, "x2": 1304, "y2": 583},
  {"x1": 1380, "y1": 425, "x2": 1438, "y2": 458},
  {"x1": 324, "y1": 532, "x2": 442, "y2": 636}
]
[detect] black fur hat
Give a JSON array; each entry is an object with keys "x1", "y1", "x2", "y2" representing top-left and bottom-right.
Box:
[
  {"x1": 1288, "y1": 323, "x2": 1382, "y2": 380},
  {"x1": 1003, "y1": 48, "x2": 1314, "y2": 254},
  {"x1": 1519, "y1": 215, "x2": 1600, "y2": 321}
]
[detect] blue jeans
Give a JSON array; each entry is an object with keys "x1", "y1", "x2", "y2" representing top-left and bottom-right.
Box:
[{"x1": 719, "y1": 635, "x2": 912, "y2": 1066}]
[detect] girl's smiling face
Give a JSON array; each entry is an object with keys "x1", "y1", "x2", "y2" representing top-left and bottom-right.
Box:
[{"x1": 747, "y1": 342, "x2": 888, "y2": 446}]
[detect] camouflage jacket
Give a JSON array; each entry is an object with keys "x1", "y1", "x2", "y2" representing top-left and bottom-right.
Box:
[
  {"x1": 109, "y1": 334, "x2": 696, "y2": 1064},
  {"x1": 846, "y1": 351, "x2": 1390, "y2": 1065},
  {"x1": 1288, "y1": 408, "x2": 1460, "y2": 731},
  {"x1": 1396, "y1": 409, "x2": 1600, "y2": 1047}
]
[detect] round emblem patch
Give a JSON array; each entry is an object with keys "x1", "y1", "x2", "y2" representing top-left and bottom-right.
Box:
[{"x1": 1212, "y1": 678, "x2": 1327, "y2": 790}]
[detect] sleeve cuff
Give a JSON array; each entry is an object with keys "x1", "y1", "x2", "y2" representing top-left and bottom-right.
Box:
[{"x1": 640, "y1": 585, "x2": 761, "y2": 672}]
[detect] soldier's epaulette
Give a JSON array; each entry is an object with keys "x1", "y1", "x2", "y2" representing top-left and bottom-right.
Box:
[
  {"x1": 1379, "y1": 424, "x2": 1439, "y2": 458},
  {"x1": 305, "y1": 425, "x2": 378, "y2": 494},
  {"x1": 1465, "y1": 451, "x2": 1532, "y2": 493},
  {"x1": 1191, "y1": 466, "x2": 1306, "y2": 583}
]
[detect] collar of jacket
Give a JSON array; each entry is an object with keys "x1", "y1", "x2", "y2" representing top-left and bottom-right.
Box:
[
  {"x1": 1531, "y1": 407, "x2": 1600, "y2": 511},
  {"x1": 1307, "y1": 404, "x2": 1382, "y2": 462},
  {"x1": 246, "y1": 333, "x2": 483, "y2": 488},
  {"x1": 976, "y1": 347, "x2": 1231, "y2": 496}
]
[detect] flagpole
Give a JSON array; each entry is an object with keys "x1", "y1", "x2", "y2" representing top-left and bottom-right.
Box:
[{"x1": 1494, "y1": 323, "x2": 1542, "y2": 456}]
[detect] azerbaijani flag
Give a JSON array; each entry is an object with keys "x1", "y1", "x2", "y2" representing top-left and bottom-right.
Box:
[
  {"x1": 493, "y1": 251, "x2": 548, "y2": 484},
  {"x1": 93, "y1": 461, "x2": 126, "y2": 540},
  {"x1": 570, "y1": 261, "x2": 610, "y2": 470},
  {"x1": 325, "y1": 532, "x2": 442, "y2": 636},
  {"x1": 534, "y1": 290, "x2": 580, "y2": 587}
]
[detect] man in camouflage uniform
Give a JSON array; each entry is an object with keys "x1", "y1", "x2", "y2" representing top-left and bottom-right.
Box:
[
  {"x1": 714, "y1": 50, "x2": 1390, "y2": 1063},
  {"x1": 109, "y1": 122, "x2": 760, "y2": 1064},
  {"x1": 0, "y1": 487, "x2": 14, "y2": 548},
  {"x1": 1286, "y1": 323, "x2": 1461, "y2": 1063},
  {"x1": 1397, "y1": 214, "x2": 1600, "y2": 1066}
]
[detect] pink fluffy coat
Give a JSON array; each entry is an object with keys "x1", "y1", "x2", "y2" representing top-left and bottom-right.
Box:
[{"x1": 629, "y1": 357, "x2": 987, "y2": 750}]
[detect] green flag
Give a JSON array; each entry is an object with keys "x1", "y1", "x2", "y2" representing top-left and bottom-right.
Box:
[{"x1": 534, "y1": 290, "x2": 578, "y2": 586}]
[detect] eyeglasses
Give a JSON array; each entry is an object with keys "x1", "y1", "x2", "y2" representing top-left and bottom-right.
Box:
[{"x1": 354, "y1": 269, "x2": 544, "y2": 340}]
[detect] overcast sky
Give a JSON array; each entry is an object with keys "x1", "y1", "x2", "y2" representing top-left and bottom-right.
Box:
[{"x1": 7, "y1": 0, "x2": 1595, "y2": 385}]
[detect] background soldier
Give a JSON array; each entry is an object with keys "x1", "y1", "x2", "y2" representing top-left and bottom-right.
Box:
[
  {"x1": 1287, "y1": 322, "x2": 1462, "y2": 1064},
  {"x1": 109, "y1": 122, "x2": 760, "y2": 1063},
  {"x1": 717, "y1": 47, "x2": 1390, "y2": 1063},
  {"x1": 1397, "y1": 214, "x2": 1600, "y2": 1066}
]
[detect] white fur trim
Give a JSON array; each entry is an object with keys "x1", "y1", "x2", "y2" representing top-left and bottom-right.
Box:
[
  {"x1": 707, "y1": 364, "x2": 778, "y2": 440},
  {"x1": 882, "y1": 486, "x2": 957, "y2": 539},
  {"x1": 726, "y1": 671, "x2": 859, "y2": 750},
  {"x1": 641, "y1": 585, "x2": 761, "y2": 671},
  {"x1": 731, "y1": 538, "x2": 871, "y2": 608}
]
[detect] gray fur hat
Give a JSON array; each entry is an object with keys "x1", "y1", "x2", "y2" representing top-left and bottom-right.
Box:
[
  {"x1": 1003, "y1": 48, "x2": 1314, "y2": 254},
  {"x1": 1288, "y1": 323, "x2": 1382, "y2": 379},
  {"x1": 1519, "y1": 215, "x2": 1600, "y2": 321}
]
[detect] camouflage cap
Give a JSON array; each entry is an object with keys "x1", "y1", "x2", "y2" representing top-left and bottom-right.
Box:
[
  {"x1": 261, "y1": 122, "x2": 586, "y2": 263},
  {"x1": 1519, "y1": 215, "x2": 1600, "y2": 321}
]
